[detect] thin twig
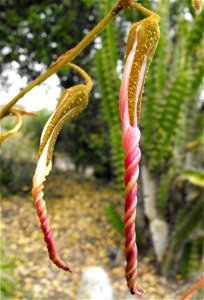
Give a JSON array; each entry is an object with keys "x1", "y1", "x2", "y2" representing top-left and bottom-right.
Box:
[
  {"x1": 179, "y1": 277, "x2": 204, "y2": 300},
  {"x1": 0, "y1": 0, "x2": 132, "y2": 119}
]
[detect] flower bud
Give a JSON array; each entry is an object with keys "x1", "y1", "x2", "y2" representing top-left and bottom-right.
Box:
[{"x1": 120, "y1": 18, "x2": 160, "y2": 126}]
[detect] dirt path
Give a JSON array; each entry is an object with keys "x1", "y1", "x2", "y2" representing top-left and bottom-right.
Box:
[{"x1": 1, "y1": 173, "x2": 186, "y2": 299}]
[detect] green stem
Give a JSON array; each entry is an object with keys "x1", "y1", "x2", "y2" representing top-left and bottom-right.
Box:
[
  {"x1": 130, "y1": 2, "x2": 160, "y2": 20},
  {"x1": 0, "y1": 0, "x2": 130, "y2": 119},
  {"x1": 67, "y1": 63, "x2": 93, "y2": 92}
]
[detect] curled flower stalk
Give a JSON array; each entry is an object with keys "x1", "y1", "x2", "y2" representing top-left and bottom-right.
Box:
[
  {"x1": 0, "y1": 107, "x2": 35, "y2": 145},
  {"x1": 32, "y1": 63, "x2": 92, "y2": 272},
  {"x1": 119, "y1": 10, "x2": 160, "y2": 295}
]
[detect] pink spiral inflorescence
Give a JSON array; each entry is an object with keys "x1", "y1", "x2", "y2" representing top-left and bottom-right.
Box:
[
  {"x1": 119, "y1": 14, "x2": 160, "y2": 294},
  {"x1": 122, "y1": 125, "x2": 143, "y2": 295},
  {"x1": 32, "y1": 182, "x2": 72, "y2": 272},
  {"x1": 119, "y1": 40, "x2": 143, "y2": 295}
]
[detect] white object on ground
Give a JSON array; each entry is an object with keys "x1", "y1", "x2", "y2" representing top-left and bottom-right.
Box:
[{"x1": 77, "y1": 267, "x2": 114, "y2": 300}]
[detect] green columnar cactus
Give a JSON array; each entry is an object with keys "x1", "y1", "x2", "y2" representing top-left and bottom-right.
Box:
[
  {"x1": 95, "y1": 0, "x2": 125, "y2": 188},
  {"x1": 141, "y1": 0, "x2": 203, "y2": 274}
]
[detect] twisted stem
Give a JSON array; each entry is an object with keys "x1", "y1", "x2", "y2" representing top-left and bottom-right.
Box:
[
  {"x1": 123, "y1": 125, "x2": 143, "y2": 295},
  {"x1": 32, "y1": 182, "x2": 72, "y2": 271}
]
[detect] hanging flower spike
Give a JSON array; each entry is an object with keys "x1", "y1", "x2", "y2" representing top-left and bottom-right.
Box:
[
  {"x1": 32, "y1": 63, "x2": 92, "y2": 272},
  {"x1": 0, "y1": 107, "x2": 35, "y2": 145},
  {"x1": 119, "y1": 16, "x2": 160, "y2": 295}
]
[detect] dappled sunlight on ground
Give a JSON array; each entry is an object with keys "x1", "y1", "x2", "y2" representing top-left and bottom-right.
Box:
[{"x1": 0, "y1": 173, "x2": 192, "y2": 299}]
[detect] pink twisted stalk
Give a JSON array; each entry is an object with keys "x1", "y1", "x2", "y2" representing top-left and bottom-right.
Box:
[
  {"x1": 123, "y1": 125, "x2": 142, "y2": 295},
  {"x1": 32, "y1": 142, "x2": 72, "y2": 272},
  {"x1": 32, "y1": 185, "x2": 72, "y2": 272},
  {"x1": 119, "y1": 17, "x2": 160, "y2": 294},
  {"x1": 119, "y1": 47, "x2": 143, "y2": 295}
]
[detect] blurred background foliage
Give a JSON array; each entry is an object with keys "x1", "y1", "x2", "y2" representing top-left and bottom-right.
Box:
[{"x1": 0, "y1": 0, "x2": 203, "y2": 294}]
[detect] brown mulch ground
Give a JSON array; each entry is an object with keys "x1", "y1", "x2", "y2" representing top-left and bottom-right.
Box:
[{"x1": 0, "y1": 173, "x2": 200, "y2": 300}]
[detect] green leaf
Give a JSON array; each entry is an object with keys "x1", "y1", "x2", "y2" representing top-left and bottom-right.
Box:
[{"x1": 182, "y1": 170, "x2": 204, "y2": 187}]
